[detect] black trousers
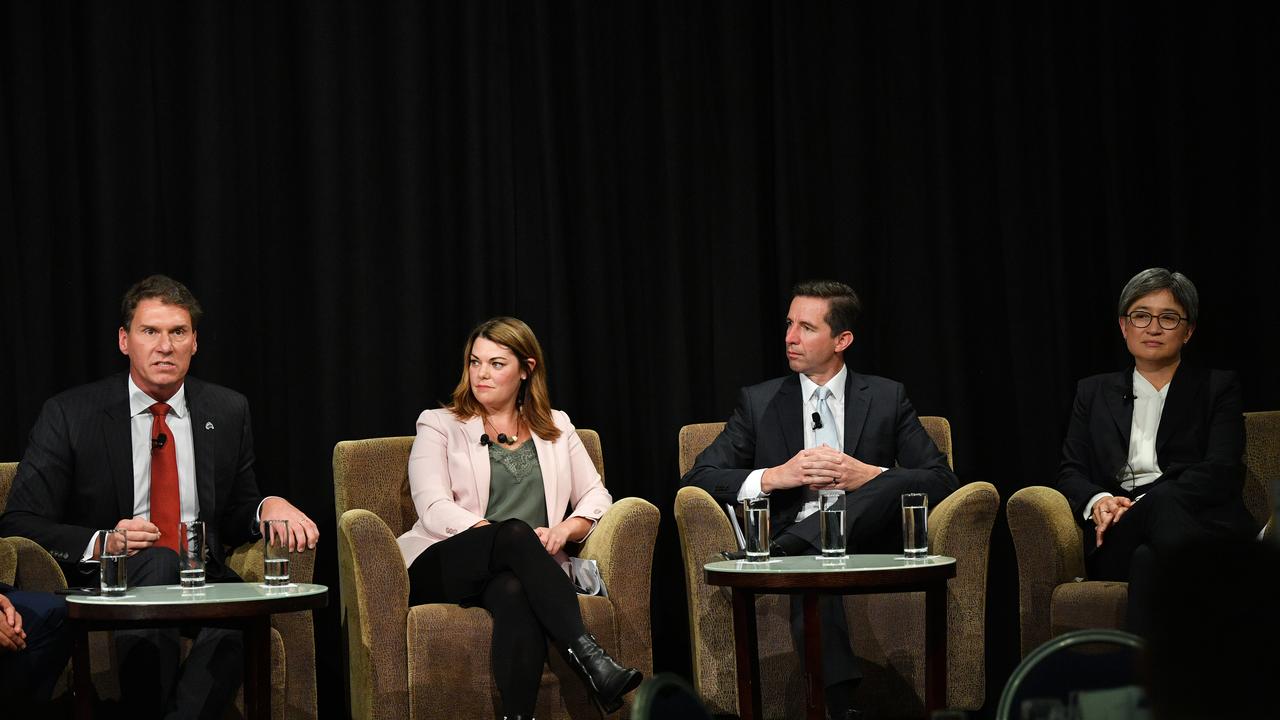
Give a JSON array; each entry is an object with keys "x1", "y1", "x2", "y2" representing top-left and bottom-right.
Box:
[
  {"x1": 1086, "y1": 485, "x2": 1255, "y2": 637},
  {"x1": 0, "y1": 589, "x2": 72, "y2": 712},
  {"x1": 116, "y1": 548, "x2": 244, "y2": 720},
  {"x1": 407, "y1": 519, "x2": 586, "y2": 717}
]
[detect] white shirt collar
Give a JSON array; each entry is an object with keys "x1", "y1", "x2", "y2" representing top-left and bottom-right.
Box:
[
  {"x1": 127, "y1": 374, "x2": 188, "y2": 419},
  {"x1": 1132, "y1": 369, "x2": 1170, "y2": 399},
  {"x1": 799, "y1": 364, "x2": 848, "y2": 404}
]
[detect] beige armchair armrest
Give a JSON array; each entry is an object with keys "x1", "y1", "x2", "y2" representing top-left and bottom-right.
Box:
[
  {"x1": 930, "y1": 481, "x2": 1000, "y2": 710},
  {"x1": 337, "y1": 508, "x2": 410, "y2": 720},
  {"x1": 672, "y1": 486, "x2": 738, "y2": 715},
  {"x1": 3, "y1": 535, "x2": 68, "y2": 591},
  {"x1": 578, "y1": 496, "x2": 660, "y2": 677},
  {"x1": 1007, "y1": 486, "x2": 1086, "y2": 657},
  {"x1": 0, "y1": 538, "x2": 14, "y2": 585}
]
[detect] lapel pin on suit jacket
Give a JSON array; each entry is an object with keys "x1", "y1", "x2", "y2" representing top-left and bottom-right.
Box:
[{"x1": 205, "y1": 421, "x2": 215, "y2": 430}]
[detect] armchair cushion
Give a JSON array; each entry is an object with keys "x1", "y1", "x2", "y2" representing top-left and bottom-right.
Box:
[{"x1": 1051, "y1": 581, "x2": 1127, "y2": 637}]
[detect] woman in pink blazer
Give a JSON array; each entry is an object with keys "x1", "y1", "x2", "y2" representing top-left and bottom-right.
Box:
[{"x1": 398, "y1": 317, "x2": 641, "y2": 719}]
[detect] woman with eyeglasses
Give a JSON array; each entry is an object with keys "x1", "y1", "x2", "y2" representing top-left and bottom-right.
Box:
[{"x1": 1054, "y1": 268, "x2": 1259, "y2": 635}]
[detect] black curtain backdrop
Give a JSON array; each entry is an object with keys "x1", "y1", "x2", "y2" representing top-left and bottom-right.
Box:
[{"x1": 2, "y1": 2, "x2": 1277, "y2": 716}]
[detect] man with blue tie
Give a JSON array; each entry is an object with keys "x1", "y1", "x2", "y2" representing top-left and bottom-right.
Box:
[{"x1": 683, "y1": 280, "x2": 958, "y2": 718}]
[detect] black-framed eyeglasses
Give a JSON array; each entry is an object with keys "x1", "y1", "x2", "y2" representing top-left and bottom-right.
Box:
[{"x1": 1125, "y1": 311, "x2": 1187, "y2": 330}]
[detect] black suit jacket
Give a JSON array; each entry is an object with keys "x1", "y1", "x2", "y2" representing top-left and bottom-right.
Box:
[
  {"x1": 1055, "y1": 366, "x2": 1256, "y2": 542},
  {"x1": 0, "y1": 374, "x2": 264, "y2": 582},
  {"x1": 682, "y1": 370, "x2": 958, "y2": 544}
]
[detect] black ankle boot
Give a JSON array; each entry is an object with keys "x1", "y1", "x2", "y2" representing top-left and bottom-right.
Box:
[{"x1": 564, "y1": 634, "x2": 643, "y2": 714}]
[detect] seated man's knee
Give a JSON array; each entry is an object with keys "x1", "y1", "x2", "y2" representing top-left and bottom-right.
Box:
[
  {"x1": 129, "y1": 547, "x2": 182, "y2": 585},
  {"x1": 202, "y1": 627, "x2": 244, "y2": 655}
]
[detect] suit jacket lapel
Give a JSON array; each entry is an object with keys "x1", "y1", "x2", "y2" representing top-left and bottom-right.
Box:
[
  {"x1": 1156, "y1": 365, "x2": 1204, "y2": 455},
  {"x1": 1102, "y1": 370, "x2": 1133, "y2": 448},
  {"x1": 186, "y1": 381, "x2": 218, "y2": 527},
  {"x1": 465, "y1": 417, "x2": 493, "y2": 512},
  {"x1": 767, "y1": 375, "x2": 804, "y2": 458},
  {"x1": 843, "y1": 370, "x2": 871, "y2": 454},
  {"x1": 103, "y1": 384, "x2": 135, "y2": 521}
]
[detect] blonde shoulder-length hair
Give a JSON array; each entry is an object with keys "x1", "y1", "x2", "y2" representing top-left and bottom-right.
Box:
[{"x1": 448, "y1": 316, "x2": 560, "y2": 442}]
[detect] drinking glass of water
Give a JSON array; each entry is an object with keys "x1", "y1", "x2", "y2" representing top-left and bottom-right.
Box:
[
  {"x1": 179, "y1": 521, "x2": 206, "y2": 589},
  {"x1": 99, "y1": 528, "x2": 128, "y2": 596},
  {"x1": 901, "y1": 493, "x2": 929, "y2": 558},
  {"x1": 819, "y1": 489, "x2": 846, "y2": 558},
  {"x1": 741, "y1": 497, "x2": 770, "y2": 561},
  {"x1": 263, "y1": 519, "x2": 291, "y2": 586}
]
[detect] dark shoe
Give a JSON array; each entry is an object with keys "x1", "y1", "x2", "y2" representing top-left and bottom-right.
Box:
[
  {"x1": 825, "y1": 678, "x2": 862, "y2": 720},
  {"x1": 565, "y1": 633, "x2": 643, "y2": 715}
]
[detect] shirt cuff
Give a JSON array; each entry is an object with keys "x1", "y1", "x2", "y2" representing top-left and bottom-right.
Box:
[
  {"x1": 80, "y1": 531, "x2": 104, "y2": 563},
  {"x1": 1083, "y1": 492, "x2": 1113, "y2": 522},
  {"x1": 737, "y1": 469, "x2": 768, "y2": 501},
  {"x1": 256, "y1": 496, "x2": 283, "y2": 524}
]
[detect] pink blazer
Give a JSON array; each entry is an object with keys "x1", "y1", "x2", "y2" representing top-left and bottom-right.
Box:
[{"x1": 397, "y1": 407, "x2": 613, "y2": 568}]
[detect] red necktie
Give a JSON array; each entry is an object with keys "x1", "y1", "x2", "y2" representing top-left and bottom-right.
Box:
[{"x1": 150, "y1": 402, "x2": 181, "y2": 552}]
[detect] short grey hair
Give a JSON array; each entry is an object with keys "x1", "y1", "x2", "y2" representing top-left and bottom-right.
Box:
[{"x1": 1117, "y1": 268, "x2": 1199, "y2": 324}]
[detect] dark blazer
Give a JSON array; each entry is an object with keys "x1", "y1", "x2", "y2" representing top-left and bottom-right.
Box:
[
  {"x1": 682, "y1": 370, "x2": 958, "y2": 545},
  {"x1": 1055, "y1": 366, "x2": 1257, "y2": 541},
  {"x1": 0, "y1": 374, "x2": 264, "y2": 582}
]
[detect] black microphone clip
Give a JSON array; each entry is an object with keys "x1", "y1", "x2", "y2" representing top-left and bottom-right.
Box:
[
  {"x1": 151, "y1": 433, "x2": 168, "y2": 451},
  {"x1": 479, "y1": 434, "x2": 492, "y2": 447},
  {"x1": 811, "y1": 412, "x2": 823, "y2": 431}
]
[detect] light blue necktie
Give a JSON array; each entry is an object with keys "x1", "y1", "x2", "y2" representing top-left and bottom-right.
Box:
[
  {"x1": 814, "y1": 386, "x2": 841, "y2": 450},
  {"x1": 803, "y1": 386, "x2": 843, "y2": 507}
]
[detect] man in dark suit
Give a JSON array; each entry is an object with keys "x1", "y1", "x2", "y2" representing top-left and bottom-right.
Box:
[
  {"x1": 0, "y1": 274, "x2": 320, "y2": 718},
  {"x1": 0, "y1": 582, "x2": 70, "y2": 712},
  {"x1": 682, "y1": 280, "x2": 958, "y2": 718}
]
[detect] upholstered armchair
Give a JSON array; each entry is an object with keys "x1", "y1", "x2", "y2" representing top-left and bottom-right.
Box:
[
  {"x1": 0, "y1": 460, "x2": 318, "y2": 719},
  {"x1": 1007, "y1": 410, "x2": 1278, "y2": 657},
  {"x1": 674, "y1": 418, "x2": 998, "y2": 719},
  {"x1": 333, "y1": 430, "x2": 659, "y2": 719}
]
